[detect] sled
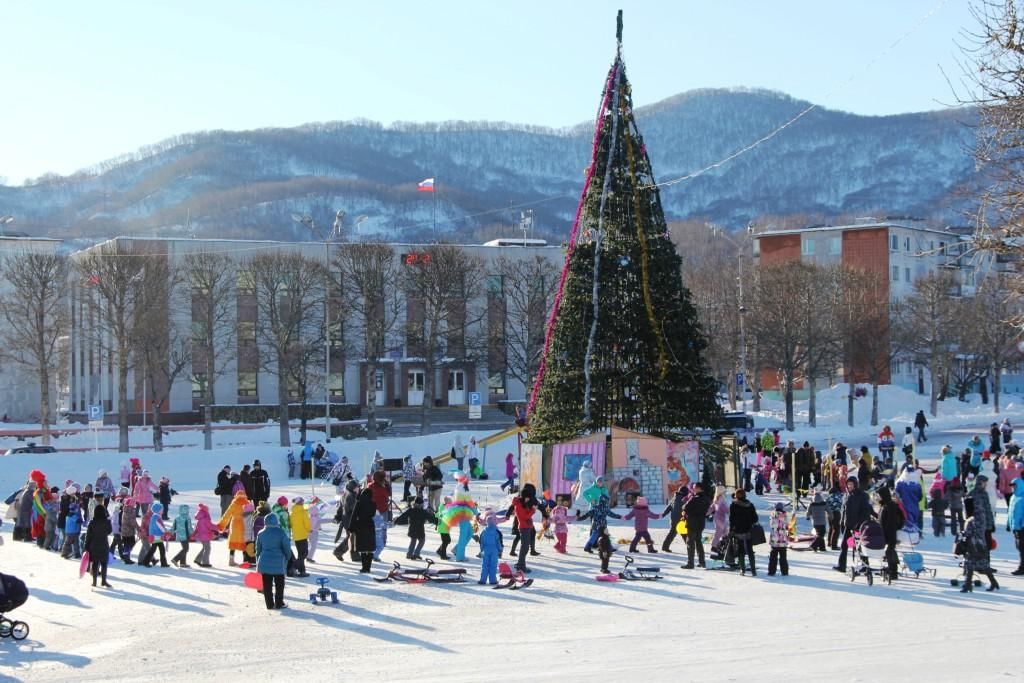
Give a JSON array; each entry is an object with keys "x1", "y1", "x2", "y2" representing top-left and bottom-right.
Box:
[
  {"x1": 492, "y1": 562, "x2": 533, "y2": 590},
  {"x1": 949, "y1": 577, "x2": 982, "y2": 588},
  {"x1": 595, "y1": 574, "x2": 619, "y2": 582},
  {"x1": 618, "y1": 555, "x2": 662, "y2": 581},
  {"x1": 79, "y1": 552, "x2": 91, "y2": 579},
  {"x1": 375, "y1": 561, "x2": 429, "y2": 584},
  {"x1": 900, "y1": 551, "x2": 936, "y2": 579},
  {"x1": 374, "y1": 559, "x2": 467, "y2": 584},
  {"x1": 309, "y1": 577, "x2": 340, "y2": 604},
  {"x1": 244, "y1": 571, "x2": 264, "y2": 590},
  {"x1": 238, "y1": 561, "x2": 253, "y2": 569}
]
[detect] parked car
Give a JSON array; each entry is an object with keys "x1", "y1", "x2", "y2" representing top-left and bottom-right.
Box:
[{"x1": 3, "y1": 442, "x2": 57, "y2": 455}]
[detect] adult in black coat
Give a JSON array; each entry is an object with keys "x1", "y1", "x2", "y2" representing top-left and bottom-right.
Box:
[
  {"x1": 681, "y1": 483, "x2": 710, "y2": 569},
  {"x1": 250, "y1": 460, "x2": 271, "y2": 506},
  {"x1": 876, "y1": 486, "x2": 904, "y2": 580},
  {"x1": 348, "y1": 489, "x2": 378, "y2": 573},
  {"x1": 83, "y1": 505, "x2": 113, "y2": 588},
  {"x1": 239, "y1": 465, "x2": 254, "y2": 501},
  {"x1": 795, "y1": 442, "x2": 814, "y2": 498},
  {"x1": 729, "y1": 489, "x2": 759, "y2": 575},
  {"x1": 333, "y1": 478, "x2": 361, "y2": 561},
  {"x1": 834, "y1": 476, "x2": 874, "y2": 572},
  {"x1": 215, "y1": 465, "x2": 233, "y2": 516},
  {"x1": 660, "y1": 486, "x2": 689, "y2": 552}
]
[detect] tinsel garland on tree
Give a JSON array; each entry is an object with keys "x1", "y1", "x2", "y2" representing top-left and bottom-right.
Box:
[{"x1": 527, "y1": 13, "x2": 721, "y2": 444}]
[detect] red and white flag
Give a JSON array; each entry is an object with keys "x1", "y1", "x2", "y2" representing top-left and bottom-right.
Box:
[{"x1": 417, "y1": 178, "x2": 435, "y2": 192}]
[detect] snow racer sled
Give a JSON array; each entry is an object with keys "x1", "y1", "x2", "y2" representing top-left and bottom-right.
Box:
[
  {"x1": 493, "y1": 562, "x2": 533, "y2": 590},
  {"x1": 618, "y1": 555, "x2": 662, "y2": 581},
  {"x1": 375, "y1": 559, "x2": 467, "y2": 584},
  {"x1": 309, "y1": 577, "x2": 340, "y2": 604}
]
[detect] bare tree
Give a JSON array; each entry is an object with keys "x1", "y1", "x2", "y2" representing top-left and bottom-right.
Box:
[
  {"x1": 799, "y1": 266, "x2": 842, "y2": 427},
  {"x1": 492, "y1": 254, "x2": 558, "y2": 397},
  {"x1": 960, "y1": 1, "x2": 1024, "y2": 329},
  {"x1": 182, "y1": 251, "x2": 237, "y2": 450},
  {"x1": 902, "y1": 272, "x2": 960, "y2": 417},
  {"x1": 74, "y1": 242, "x2": 149, "y2": 452},
  {"x1": 0, "y1": 252, "x2": 70, "y2": 444},
  {"x1": 686, "y1": 257, "x2": 742, "y2": 409},
  {"x1": 336, "y1": 243, "x2": 402, "y2": 440},
  {"x1": 402, "y1": 245, "x2": 485, "y2": 433},
  {"x1": 247, "y1": 251, "x2": 326, "y2": 447},
  {"x1": 972, "y1": 272, "x2": 1023, "y2": 412},
  {"x1": 750, "y1": 262, "x2": 818, "y2": 430},
  {"x1": 132, "y1": 257, "x2": 190, "y2": 451}
]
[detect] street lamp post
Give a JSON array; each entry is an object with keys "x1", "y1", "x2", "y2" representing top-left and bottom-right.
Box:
[{"x1": 292, "y1": 210, "x2": 344, "y2": 445}]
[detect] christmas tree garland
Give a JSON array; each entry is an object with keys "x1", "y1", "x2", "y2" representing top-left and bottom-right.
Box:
[
  {"x1": 525, "y1": 60, "x2": 620, "y2": 421},
  {"x1": 582, "y1": 66, "x2": 623, "y2": 423},
  {"x1": 623, "y1": 100, "x2": 669, "y2": 382}
]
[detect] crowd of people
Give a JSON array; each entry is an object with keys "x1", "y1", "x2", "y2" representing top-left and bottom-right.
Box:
[{"x1": 4, "y1": 420, "x2": 1024, "y2": 610}]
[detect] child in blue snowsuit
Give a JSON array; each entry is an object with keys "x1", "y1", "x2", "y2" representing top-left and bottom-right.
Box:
[
  {"x1": 478, "y1": 516, "x2": 504, "y2": 585},
  {"x1": 578, "y1": 495, "x2": 621, "y2": 553}
]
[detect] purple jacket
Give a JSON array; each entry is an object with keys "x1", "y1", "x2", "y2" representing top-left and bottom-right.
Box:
[
  {"x1": 623, "y1": 504, "x2": 660, "y2": 533},
  {"x1": 505, "y1": 454, "x2": 515, "y2": 479}
]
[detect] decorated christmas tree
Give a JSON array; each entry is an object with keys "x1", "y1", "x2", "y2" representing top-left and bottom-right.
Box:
[{"x1": 526, "y1": 12, "x2": 721, "y2": 444}]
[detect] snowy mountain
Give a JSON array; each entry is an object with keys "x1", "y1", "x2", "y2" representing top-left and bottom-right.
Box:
[{"x1": 0, "y1": 88, "x2": 977, "y2": 243}]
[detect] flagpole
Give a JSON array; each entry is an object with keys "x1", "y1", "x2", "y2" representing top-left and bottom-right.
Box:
[{"x1": 432, "y1": 178, "x2": 437, "y2": 242}]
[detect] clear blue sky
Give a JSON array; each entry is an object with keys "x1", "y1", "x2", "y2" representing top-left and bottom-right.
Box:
[{"x1": 0, "y1": 1, "x2": 974, "y2": 184}]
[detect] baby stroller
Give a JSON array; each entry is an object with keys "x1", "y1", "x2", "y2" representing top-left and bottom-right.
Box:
[
  {"x1": 849, "y1": 520, "x2": 887, "y2": 586},
  {"x1": 897, "y1": 524, "x2": 935, "y2": 579},
  {"x1": 0, "y1": 572, "x2": 30, "y2": 640}
]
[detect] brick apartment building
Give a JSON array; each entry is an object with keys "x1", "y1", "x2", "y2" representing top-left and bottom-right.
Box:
[{"x1": 753, "y1": 219, "x2": 1022, "y2": 396}]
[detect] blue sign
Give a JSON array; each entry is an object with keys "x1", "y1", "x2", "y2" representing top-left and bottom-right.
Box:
[
  {"x1": 735, "y1": 373, "x2": 745, "y2": 387},
  {"x1": 88, "y1": 404, "x2": 103, "y2": 421},
  {"x1": 469, "y1": 392, "x2": 482, "y2": 406}
]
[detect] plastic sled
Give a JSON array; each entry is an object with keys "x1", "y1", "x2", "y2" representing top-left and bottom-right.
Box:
[
  {"x1": 618, "y1": 555, "x2": 662, "y2": 581},
  {"x1": 79, "y1": 552, "x2": 91, "y2": 579},
  {"x1": 238, "y1": 561, "x2": 253, "y2": 569},
  {"x1": 900, "y1": 551, "x2": 936, "y2": 579},
  {"x1": 493, "y1": 562, "x2": 533, "y2": 590},
  {"x1": 244, "y1": 572, "x2": 264, "y2": 590},
  {"x1": 595, "y1": 574, "x2": 619, "y2": 582},
  {"x1": 309, "y1": 577, "x2": 339, "y2": 604}
]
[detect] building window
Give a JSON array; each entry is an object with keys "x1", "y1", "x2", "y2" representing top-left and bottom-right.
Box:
[
  {"x1": 328, "y1": 322, "x2": 343, "y2": 349},
  {"x1": 939, "y1": 241, "x2": 946, "y2": 254},
  {"x1": 890, "y1": 234, "x2": 899, "y2": 251},
  {"x1": 829, "y1": 237, "x2": 841, "y2": 255},
  {"x1": 891, "y1": 266, "x2": 899, "y2": 282},
  {"x1": 192, "y1": 373, "x2": 207, "y2": 399},
  {"x1": 903, "y1": 237, "x2": 910, "y2": 252},
  {"x1": 237, "y1": 372, "x2": 257, "y2": 397},
  {"x1": 237, "y1": 321, "x2": 256, "y2": 346},
  {"x1": 236, "y1": 269, "x2": 254, "y2": 294},
  {"x1": 328, "y1": 373, "x2": 344, "y2": 398},
  {"x1": 488, "y1": 372, "x2": 506, "y2": 396},
  {"x1": 801, "y1": 237, "x2": 815, "y2": 256},
  {"x1": 964, "y1": 268, "x2": 976, "y2": 287},
  {"x1": 904, "y1": 267, "x2": 911, "y2": 283},
  {"x1": 486, "y1": 274, "x2": 503, "y2": 295}
]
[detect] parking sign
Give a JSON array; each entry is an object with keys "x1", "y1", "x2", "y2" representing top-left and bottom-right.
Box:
[
  {"x1": 88, "y1": 404, "x2": 103, "y2": 428},
  {"x1": 469, "y1": 392, "x2": 481, "y2": 406}
]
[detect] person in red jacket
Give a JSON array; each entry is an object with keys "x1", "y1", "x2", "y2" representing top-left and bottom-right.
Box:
[
  {"x1": 511, "y1": 483, "x2": 546, "y2": 573},
  {"x1": 368, "y1": 471, "x2": 391, "y2": 519}
]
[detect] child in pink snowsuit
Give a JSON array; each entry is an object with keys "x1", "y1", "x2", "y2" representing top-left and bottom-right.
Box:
[
  {"x1": 549, "y1": 503, "x2": 575, "y2": 553},
  {"x1": 624, "y1": 497, "x2": 661, "y2": 553},
  {"x1": 190, "y1": 502, "x2": 218, "y2": 567},
  {"x1": 307, "y1": 500, "x2": 322, "y2": 562}
]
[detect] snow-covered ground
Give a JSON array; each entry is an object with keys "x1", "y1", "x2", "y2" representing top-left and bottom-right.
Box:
[{"x1": 0, "y1": 399, "x2": 1022, "y2": 682}]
